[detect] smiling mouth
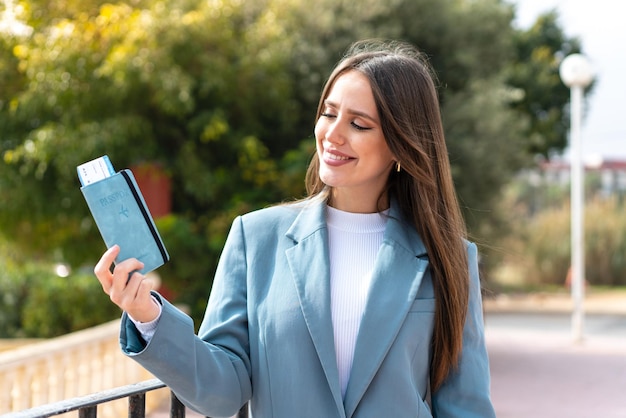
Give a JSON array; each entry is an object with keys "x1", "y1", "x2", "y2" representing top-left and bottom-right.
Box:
[
  {"x1": 326, "y1": 152, "x2": 352, "y2": 161},
  {"x1": 323, "y1": 151, "x2": 355, "y2": 167}
]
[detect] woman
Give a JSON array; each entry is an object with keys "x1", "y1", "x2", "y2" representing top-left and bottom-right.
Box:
[{"x1": 95, "y1": 39, "x2": 495, "y2": 417}]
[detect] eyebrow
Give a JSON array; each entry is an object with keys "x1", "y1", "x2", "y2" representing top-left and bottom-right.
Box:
[{"x1": 324, "y1": 100, "x2": 379, "y2": 124}]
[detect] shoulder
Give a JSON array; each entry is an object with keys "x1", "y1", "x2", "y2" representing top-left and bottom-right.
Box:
[
  {"x1": 242, "y1": 201, "x2": 303, "y2": 223},
  {"x1": 239, "y1": 200, "x2": 307, "y2": 230},
  {"x1": 233, "y1": 198, "x2": 323, "y2": 240},
  {"x1": 464, "y1": 239, "x2": 478, "y2": 258}
]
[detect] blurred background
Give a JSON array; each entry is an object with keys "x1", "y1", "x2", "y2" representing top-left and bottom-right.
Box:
[{"x1": 0, "y1": 0, "x2": 624, "y2": 347}]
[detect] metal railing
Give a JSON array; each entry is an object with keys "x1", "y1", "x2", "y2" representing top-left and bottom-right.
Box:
[{"x1": 1, "y1": 379, "x2": 248, "y2": 418}]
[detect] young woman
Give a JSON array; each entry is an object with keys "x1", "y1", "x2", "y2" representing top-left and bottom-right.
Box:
[{"x1": 95, "y1": 39, "x2": 495, "y2": 417}]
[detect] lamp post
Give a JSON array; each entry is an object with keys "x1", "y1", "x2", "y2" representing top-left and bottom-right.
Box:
[{"x1": 559, "y1": 54, "x2": 594, "y2": 343}]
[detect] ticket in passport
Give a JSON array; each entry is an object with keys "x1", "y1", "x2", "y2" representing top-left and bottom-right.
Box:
[{"x1": 77, "y1": 155, "x2": 115, "y2": 186}]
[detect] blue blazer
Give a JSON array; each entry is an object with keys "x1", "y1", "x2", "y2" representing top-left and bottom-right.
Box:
[{"x1": 121, "y1": 198, "x2": 495, "y2": 418}]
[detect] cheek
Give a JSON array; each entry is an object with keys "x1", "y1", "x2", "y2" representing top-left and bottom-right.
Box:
[
  {"x1": 314, "y1": 121, "x2": 324, "y2": 152},
  {"x1": 359, "y1": 139, "x2": 393, "y2": 163},
  {"x1": 375, "y1": 138, "x2": 395, "y2": 163},
  {"x1": 314, "y1": 118, "x2": 323, "y2": 138}
]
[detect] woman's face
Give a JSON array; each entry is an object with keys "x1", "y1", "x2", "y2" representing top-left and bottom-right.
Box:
[{"x1": 314, "y1": 70, "x2": 395, "y2": 212}]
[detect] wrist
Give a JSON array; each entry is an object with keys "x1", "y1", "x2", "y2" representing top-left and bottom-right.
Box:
[{"x1": 130, "y1": 297, "x2": 162, "y2": 323}]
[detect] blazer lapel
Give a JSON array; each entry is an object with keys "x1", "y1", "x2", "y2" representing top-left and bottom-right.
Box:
[
  {"x1": 284, "y1": 199, "x2": 345, "y2": 415},
  {"x1": 343, "y1": 204, "x2": 429, "y2": 417}
]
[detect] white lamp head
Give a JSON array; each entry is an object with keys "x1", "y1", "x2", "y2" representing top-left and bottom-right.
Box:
[{"x1": 559, "y1": 54, "x2": 594, "y2": 88}]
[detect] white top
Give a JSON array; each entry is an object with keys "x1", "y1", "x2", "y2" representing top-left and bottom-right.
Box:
[{"x1": 326, "y1": 205, "x2": 388, "y2": 398}]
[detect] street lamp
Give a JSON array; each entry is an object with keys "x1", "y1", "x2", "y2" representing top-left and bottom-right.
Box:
[{"x1": 559, "y1": 53, "x2": 594, "y2": 343}]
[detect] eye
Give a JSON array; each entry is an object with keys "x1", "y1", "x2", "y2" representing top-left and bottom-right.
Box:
[
  {"x1": 320, "y1": 112, "x2": 336, "y2": 119},
  {"x1": 351, "y1": 121, "x2": 370, "y2": 131}
]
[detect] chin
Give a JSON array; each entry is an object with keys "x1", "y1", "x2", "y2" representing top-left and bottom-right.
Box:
[{"x1": 318, "y1": 168, "x2": 340, "y2": 186}]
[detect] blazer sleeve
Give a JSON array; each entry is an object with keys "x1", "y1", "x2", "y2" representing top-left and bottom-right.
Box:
[
  {"x1": 119, "y1": 216, "x2": 252, "y2": 418},
  {"x1": 431, "y1": 241, "x2": 496, "y2": 418}
]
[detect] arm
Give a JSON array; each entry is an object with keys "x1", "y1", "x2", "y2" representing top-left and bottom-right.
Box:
[
  {"x1": 120, "y1": 292, "x2": 251, "y2": 416},
  {"x1": 431, "y1": 242, "x2": 496, "y2": 417},
  {"x1": 95, "y1": 217, "x2": 252, "y2": 417}
]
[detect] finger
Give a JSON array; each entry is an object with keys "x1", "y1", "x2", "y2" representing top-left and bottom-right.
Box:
[
  {"x1": 110, "y1": 257, "x2": 145, "y2": 295},
  {"x1": 94, "y1": 245, "x2": 120, "y2": 294},
  {"x1": 108, "y1": 268, "x2": 142, "y2": 307},
  {"x1": 135, "y1": 277, "x2": 156, "y2": 303},
  {"x1": 112, "y1": 270, "x2": 153, "y2": 315},
  {"x1": 124, "y1": 278, "x2": 160, "y2": 322}
]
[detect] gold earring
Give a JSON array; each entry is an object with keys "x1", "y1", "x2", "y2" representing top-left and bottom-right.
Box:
[{"x1": 396, "y1": 162, "x2": 401, "y2": 172}]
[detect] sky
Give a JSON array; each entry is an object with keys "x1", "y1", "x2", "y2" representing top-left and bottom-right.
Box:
[{"x1": 511, "y1": 0, "x2": 626, "y2": 160}]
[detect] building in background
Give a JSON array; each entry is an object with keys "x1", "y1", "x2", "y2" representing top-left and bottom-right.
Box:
[{"x1": 538, "y1": 157, "x2": 626, "y2": 197}]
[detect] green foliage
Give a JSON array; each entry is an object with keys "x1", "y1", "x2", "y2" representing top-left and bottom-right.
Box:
[
  {"x1": 0, "y1": 244, "x2": 32, "y2": 338},
  {"x1": 520, "y1": 198, "x2": 626, "y2": 286},
  {"x1": 20, "y1": 269, "x2": 120, "y2": 337},
  {"x1": 495, "y1": 174, "x2": 626, "y2": 287},
  {"x1": 0, "y1": 0, "x2": 586, "y2": 326},
  {"x1": 584, "y1": 198, "x2": 626, "y2": 285},
  {"x1": 519, "y1": 204, "x2": 571, "y2": 285},
  {"x1": 507, "y1": 11, "x2": 586, "y2": 157},
  {"x1": 153, "y1": 214, "x2": 215, "y2": 320},
  {"x1": 0, "y1": 238, "x2": 120, "y2": 337},
  {"x1": 443, "y1": 76, "x2": 529, "y2": 236}
]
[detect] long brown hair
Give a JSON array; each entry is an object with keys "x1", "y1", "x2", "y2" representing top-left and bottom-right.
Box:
[{"x1": 305, "y1": 40, "x2": 469, "y2": 391}]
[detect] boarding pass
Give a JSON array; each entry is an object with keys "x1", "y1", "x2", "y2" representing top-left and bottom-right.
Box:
[{"x1": 77, "y1": 155, "x2": 115, "y2": 186}]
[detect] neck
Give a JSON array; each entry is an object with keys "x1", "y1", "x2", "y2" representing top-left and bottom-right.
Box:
[{"x1": 329, "y1": 188, "x2": 389, "y2": 213}]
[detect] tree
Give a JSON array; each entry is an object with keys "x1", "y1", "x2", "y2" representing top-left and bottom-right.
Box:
[
  {"x1": 1, "y1": 0, "x2": 303, "y2": 317},
  {"x1": 507, "y1": 10, "x2": 585, "y2": 158}
]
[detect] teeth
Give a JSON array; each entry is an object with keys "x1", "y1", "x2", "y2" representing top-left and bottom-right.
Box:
[{"x1": 327, "y1": 152, "x2": 350, "y2": 161}]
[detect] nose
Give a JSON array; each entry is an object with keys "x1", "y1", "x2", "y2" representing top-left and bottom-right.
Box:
[{"x1": 323, "y1": 117, "x2": 345, "y2": 145}]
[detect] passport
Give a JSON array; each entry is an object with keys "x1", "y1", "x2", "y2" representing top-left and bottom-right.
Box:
[{"x1": 80, "y1": 168, "x2": 169, "y2": 274}]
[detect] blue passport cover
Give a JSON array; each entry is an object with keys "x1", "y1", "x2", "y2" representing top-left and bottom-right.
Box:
[{"x1": 81, "y1": 169, "x2": 169, "y2": 274}]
